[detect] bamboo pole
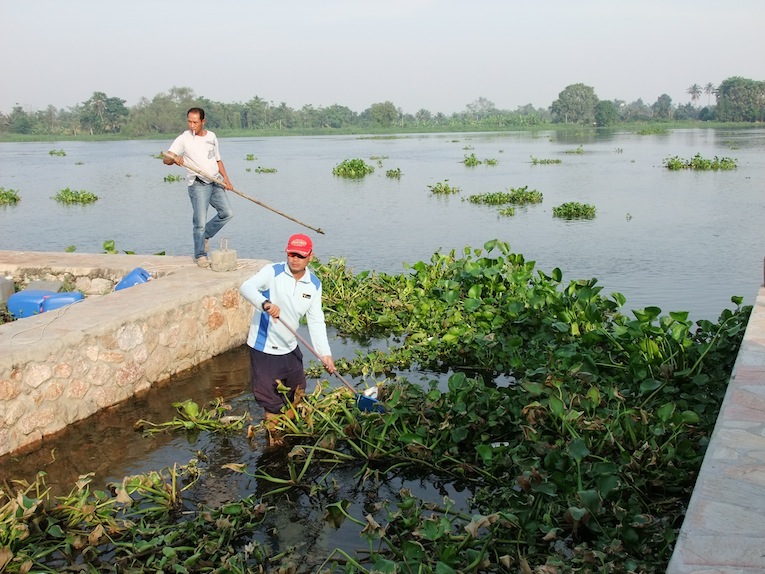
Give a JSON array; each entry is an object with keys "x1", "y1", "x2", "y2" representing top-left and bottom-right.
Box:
[{"x1": 160, "y1": 152, "x2": 325, "y2": 235}]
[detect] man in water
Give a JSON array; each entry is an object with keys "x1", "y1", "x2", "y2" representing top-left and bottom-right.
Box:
[
  {"x1": 239, "y1": 234, "x2": 336, "y2": 440},
  {"x1": 163, "y1": 107, "x2": 234, "y2": 268}
]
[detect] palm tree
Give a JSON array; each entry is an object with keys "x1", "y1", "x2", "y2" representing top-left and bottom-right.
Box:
[
  {"x1": 687, "y1": 84, "x2": 702, "y2": 106},
  {"x1": 704, "y1": 82, "x2": 716, "y2": 106}
]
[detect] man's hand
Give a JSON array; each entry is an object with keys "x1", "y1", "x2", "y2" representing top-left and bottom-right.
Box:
[
  {"x1": 321, "y1": 356, "x2": 336, "y2": 374},
  {"x1": 162, "y1": 151, "x2": 183, "y2": 166},
  {"x1": 263, "y1": 301, "x2": 280, "y2": 318}
]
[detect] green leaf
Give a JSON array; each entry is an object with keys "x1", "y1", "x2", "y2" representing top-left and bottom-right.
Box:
[
  {"x1": 639, "y1": 379, "x2": 663, "y2": 394},
  {"x1": 568, "y1": 506, "x2": 588, "y2": 521},
  {"x1": 568, "y1": 438, "x2": 590, "y2": 463},
  {"x1": 656, "y1": 402, "x2": 675, "y2": 422},
  {"x1": 681, "y1": 410, "x2": 700, "y2": 424},
  {"x1": 476, "y1": 443, "x2": 493, "y2": 464}
]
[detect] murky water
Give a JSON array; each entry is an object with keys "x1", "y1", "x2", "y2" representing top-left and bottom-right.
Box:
[{"x1": 1, "y1": 129, "x2": 765, "y2": 551}]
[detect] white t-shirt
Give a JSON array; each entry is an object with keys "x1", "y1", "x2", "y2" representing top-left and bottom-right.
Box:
[{"x1": 168, "y1": 129, "x2": 222, "y2": 185}]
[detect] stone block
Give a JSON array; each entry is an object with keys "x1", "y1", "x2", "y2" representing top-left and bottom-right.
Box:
[
  {"x1": 0, "y1": 276, "x2": 14, "y2": 304},
  {"x1": 27, "y1": 280, "x2": 63, "y2": 292},
  {"x1": 211, "y1": 241, "x2": 237, "y2": 272}
]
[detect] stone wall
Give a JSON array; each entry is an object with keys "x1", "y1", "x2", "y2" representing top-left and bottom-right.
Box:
[{"x1": 0, "y1": 252, "x2": 266, "y2": 457}]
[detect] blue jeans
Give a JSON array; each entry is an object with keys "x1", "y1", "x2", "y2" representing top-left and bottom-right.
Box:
[{"x1": 188, "y1": 179, "x2": 234, "y2": 259}]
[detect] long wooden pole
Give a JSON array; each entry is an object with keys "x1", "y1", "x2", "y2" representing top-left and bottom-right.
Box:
[{"x1": 160, "y1": 152, "x2": 325, "y2": 235}]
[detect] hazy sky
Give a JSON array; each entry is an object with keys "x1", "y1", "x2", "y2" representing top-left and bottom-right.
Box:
[{"x1": 2, "y1": 0, "x2": 762, "y2": 115}]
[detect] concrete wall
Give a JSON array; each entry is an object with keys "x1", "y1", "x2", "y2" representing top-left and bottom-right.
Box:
[{"x1": 0, "y1": 252, "x2": 266, "y2": 457}]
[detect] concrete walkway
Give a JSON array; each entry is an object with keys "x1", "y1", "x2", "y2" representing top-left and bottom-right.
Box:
[{"x1": 668, "y1": 285, "x2": 765, "y2": 572}]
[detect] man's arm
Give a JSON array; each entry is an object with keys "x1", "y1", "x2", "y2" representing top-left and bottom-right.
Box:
[{"x1": 217, "y1": 159, "x2": 233, "y2": 190}]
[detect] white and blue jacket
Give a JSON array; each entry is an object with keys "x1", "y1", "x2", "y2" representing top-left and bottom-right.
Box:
[{"x1": 239, "y1": 262, "x2": 332, "y2": 357}]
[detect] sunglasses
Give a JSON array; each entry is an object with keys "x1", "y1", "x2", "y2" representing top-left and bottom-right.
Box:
[{"x1": 287, "y1": 252, "x2": 308, "y2": 259}]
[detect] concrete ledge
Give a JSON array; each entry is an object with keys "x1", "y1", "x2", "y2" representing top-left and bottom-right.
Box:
[
  {"x1": 0, "y1": 251, "x2": 266, "y2": 457},
  {"x1": 668, "y1": 287, "x2": 765, "y2": 573}
]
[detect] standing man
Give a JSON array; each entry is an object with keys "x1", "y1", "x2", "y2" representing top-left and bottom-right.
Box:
[
  {"x1": 163, "y1": 107, "x2": 234, "y2": 268},
  {"x1": 240, "y1": 234, "x2": 336, "y2": 433}
]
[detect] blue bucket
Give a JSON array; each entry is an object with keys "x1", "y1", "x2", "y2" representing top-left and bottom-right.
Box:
[{"x1": 115, "y1": 267, "x2": 151, "y2": 291}]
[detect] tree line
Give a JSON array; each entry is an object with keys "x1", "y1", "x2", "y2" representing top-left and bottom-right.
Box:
[{"x1": 1, "y1": 76, "x2": 762, "y2": 137}]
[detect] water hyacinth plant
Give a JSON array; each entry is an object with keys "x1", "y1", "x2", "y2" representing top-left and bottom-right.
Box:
[
  {"x1": 553, "y1": 201, "x2": 596, "y2": 219},
  {"x1": 332, "y1": 158, "x2": 374, "y2": 178},
  {"x1": 531, "y1": 156, "x2": 562, "y2": 164},
  {"x1": 0, "y1": 187, "x2": 21, "y2": 205},
  {"x1": 427, "y1": 179, "x2": 460, "y2": 195},
  {"x1": 52, "y1": 188, "x2": 99, "y2": 204},
  {"x1": 0, "y1": 241, "x2": 751, "y2": 573},
  {"x1": 662, "y1": 153, "x2": 737, "y2": 170},
  {"x1": 463, "y1": 153, "x2": 482, "y2": 166}
]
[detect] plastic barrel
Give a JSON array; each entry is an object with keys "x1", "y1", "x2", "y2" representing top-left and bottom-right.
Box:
[
  {"x1": 7, "y1": 290, "x2": 56, "y2": 318},
  {"x1": 41, "y1": 291, "x2": 85, "y2": 312},
  {"x1": 115, "y1": 267, "x2": 152, "y2": 291}
]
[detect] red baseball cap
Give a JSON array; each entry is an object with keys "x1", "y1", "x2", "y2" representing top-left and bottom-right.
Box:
[{"x1": 285, "y1": 234, "x2": 313, "y2": 256}]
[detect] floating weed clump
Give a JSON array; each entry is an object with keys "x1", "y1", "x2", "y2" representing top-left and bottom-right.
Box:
[
  {"x1": 332, "y1": 158, "x2": 375, "y2": 178},
  {"x1": 484, "y1": 157, "x2": 498, "y2": 165},
  {"x1": 553, "y1": 201, "x2": 596, "y2": 219},
  {"x1": 135, "y1": 398, "x2": 248, "y2": 435},
  {"x1": 637, "y1": 127, "x2": 670, "y2": 135},
  {"x1": 245, "y1": 153, "x2": 256, "y2": 161},
  {"x1": 254, "y1": 166, "x2": 277, "y2": 173},
  {"x1": 462, "y1": 152, "x2": 482, "y2": 166},
  {"x1": 53, "y1": 187, "x2": 98, "y2": 204},
  {"x1": 0, "y1": 464, "x2": 279, "y2": 573},
  {"x1": 465, "y1": 191, "x2": 513, "y2": 205},
  {"x1": 505, "y1": 185, "x2": 543, "y2": 204},
  {"x1": 427, "y1": 180, "x2": 460, "y2": 195},
  {"x1": 386, "y1": 167, "x2": 402, "y2": 179},
  {"x1": 306, "y1": 240, "x2": 750, "y2": 571},
  {"x1": 531, "y1": 156, "x2": 562, "y2": 164},
  {"x1": 1, "y1": 240, "x2": 752, "y2": 573},
  {"x1": 498, "y1": 206, "x2": 516, "y2": 216},
  {"x1": 663, "y1": 153, "x2": 737, "y2": 171},
  {"x1": 48, "y1": 149, "x2": 66, "y2": 156},
  {"x1": 564, "y1": 145, "x2": 584, "y2": 154},
  {"x1": 0, "y1": 187, "x2": 21, "y2": 205},
  {"x1": 163, "y1": 173, "x2": 183, "y2": 182}
]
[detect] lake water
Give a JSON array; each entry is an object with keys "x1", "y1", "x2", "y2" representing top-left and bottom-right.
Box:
[
  {"x1": 2, "y1": 128, "x2": 764, "y2": 321},
  {"x1": 2, "y1": 129, "x2": 764, "y2": 564}
]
